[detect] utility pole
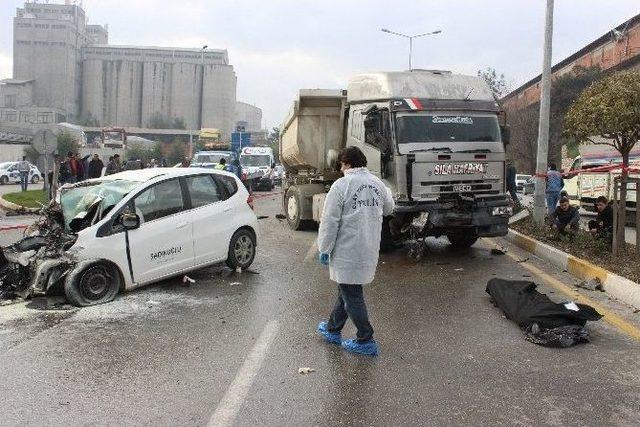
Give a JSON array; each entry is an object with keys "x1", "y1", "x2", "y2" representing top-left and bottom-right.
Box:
[
  {"x1": 42, "y1": 131, "x2": 49, "y2": 201},
  {"x1": 533, "y1": 0, "x2": 554, "y2": 226}
]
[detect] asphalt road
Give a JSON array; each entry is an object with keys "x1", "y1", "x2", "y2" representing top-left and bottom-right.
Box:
[{"x1": 1, "y1": 192, "x2": 640, "y2": 426}]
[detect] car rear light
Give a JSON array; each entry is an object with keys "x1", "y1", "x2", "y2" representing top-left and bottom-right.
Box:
[{"x1": 247, "y1": 194, "x2": 254, "y2": 210}]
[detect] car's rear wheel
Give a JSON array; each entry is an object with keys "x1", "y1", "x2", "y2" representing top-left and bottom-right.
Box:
[
  {"x1": 0, "y1": 176, "x2": 8, "y2": 185},
  {"x1": 64, "y1": 262, "x2": 121, "y2": 307},
  {"x1": 226, "y1": 229, "x2": 256, "y2": 270},
  {"x1": 31, "y1": 175, "x2": 40, "y2": 184}
]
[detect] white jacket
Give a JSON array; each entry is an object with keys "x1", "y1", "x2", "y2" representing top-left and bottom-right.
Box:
[{"x1": 317, "y1": 167, "x2": 395, "y2": 285}]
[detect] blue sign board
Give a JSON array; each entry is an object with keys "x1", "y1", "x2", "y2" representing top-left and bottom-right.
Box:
[{"x1": 231, "y1": 132, "x2": 252, "y2": 151}]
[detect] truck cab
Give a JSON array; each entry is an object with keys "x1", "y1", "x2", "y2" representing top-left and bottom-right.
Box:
[
  {"x1": 345, "y1": 71, "x2": 511, "y2": 244},
  {"x1": 280, "y1": 70, "x2": 511, "y2": 247}
]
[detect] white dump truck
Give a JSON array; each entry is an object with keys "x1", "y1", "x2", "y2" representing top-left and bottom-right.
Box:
[{"x1": 279, "y1": 70, "x2": 512, "y2": 248}]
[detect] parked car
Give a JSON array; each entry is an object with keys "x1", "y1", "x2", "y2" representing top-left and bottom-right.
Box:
[
  {"x1": 0, "y1": 168, "x2": 258, "y2": 306},
  {"x1": 515, "y1": 174, "x2": 532, "y2": 192},
  {"x1": 0, "y1": 161, "x2": 42, "y2": 185},
  {"x1": 522, "y1": 177, "x2": 535, "y2": 195}
]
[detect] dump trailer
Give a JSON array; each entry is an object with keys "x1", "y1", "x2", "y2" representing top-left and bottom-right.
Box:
[{"x1": 280, "y1": 70, "x2": 512, "y2": 247}]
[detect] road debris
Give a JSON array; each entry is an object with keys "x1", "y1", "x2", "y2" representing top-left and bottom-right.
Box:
[
  {"x1": 454, "y1": 268, "x2": 464, "y2": 271},
  {"x1": 235, "y1": 267, "x2": 242, "y2": 273},
  {"x1": 298, "y1": 367, "x2": 315, "y2": 374},
  {"x1": 576, "y1": 277, "x2": 603, "y2": 292},
  {"x1": 229, "y1": 282, "x2": 242, "y2": 286},
  {"x1": 182, "y1": 275, "x2": 196, "y2": 286},
  {"x1": 490, "y1": 248, "x2": 506, "y2": 256}
]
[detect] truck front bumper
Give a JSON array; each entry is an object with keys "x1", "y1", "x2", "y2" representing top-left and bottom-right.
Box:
[{"x1": 395, "y1": 195, "x2": 511, "y2": 237}]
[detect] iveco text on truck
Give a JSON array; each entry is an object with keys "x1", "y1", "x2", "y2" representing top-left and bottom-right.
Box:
[{"x1": 279, "y1": 70, "x2": 512, "y2": 248}]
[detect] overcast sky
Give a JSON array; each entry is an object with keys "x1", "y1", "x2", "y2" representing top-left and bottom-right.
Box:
[{"x1": 1, "y1": 0, "x2": 638, "y2": 128}]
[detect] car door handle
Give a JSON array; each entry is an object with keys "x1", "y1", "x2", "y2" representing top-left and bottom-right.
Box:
[
  {"x1": 223, "y1": 206, "x2": 231, "y2": 212},
  {"x1": 176, "y1": 221, "x2": 189, "y2": 229}
]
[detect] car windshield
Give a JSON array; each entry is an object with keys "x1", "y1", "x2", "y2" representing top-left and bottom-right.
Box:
[
  {"x1": 60, "y1": 179, "x2": 140, "y2": 230},
  {"x1": 240, "y1": 155, "x2": 271, "y2": 167},
  {"x1": 396, "y1": 113, "x2": 501, "y2": 143},
  {"x1": 194, "y1": 153, "x2": 232, "y2": 164}
]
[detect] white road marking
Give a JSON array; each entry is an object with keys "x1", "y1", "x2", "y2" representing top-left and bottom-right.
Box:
[
  {"x1": 208, "y1": 320, "x2": 279, "y2": 427},
  {"x1": 303, "y1": 241, "x2": 318, "y2": 263}
]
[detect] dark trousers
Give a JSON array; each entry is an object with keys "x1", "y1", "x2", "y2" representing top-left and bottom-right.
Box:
[
  {"x1": 327, "y1": 284, "x2": 374, "y2": 342},
  {"x1": 508, "y1": 187, "x2": 521, "y2": 208},
  {"x1": 19, "y1": 172, "x2": 29, "y2": 192}
]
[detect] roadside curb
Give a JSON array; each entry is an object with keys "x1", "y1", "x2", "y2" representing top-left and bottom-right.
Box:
[
  {"x1": 0, "y1": 195, "x2": 40, "y2": 214},
  {"x1": 504, "y1": 228, "x2": 640, "y2": 310}
]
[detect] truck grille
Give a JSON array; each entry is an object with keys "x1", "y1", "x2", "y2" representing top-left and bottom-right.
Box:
[{"x1": 418, "y1": 179, "x2": 501, "y2": 198}]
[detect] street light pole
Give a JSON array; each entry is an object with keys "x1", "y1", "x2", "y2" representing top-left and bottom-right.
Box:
[
  {"x1": 533, "y1": 0, "x2": 554, "y2": 226},
  {"x1": 381, "y1": 28, "x2": 442, "y2": 70}
]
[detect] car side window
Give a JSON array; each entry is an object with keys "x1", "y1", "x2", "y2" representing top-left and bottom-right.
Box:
[
  {"x1": 134, "y1": 178, "x2": 184, "y2": 223},
  {"x1": 186, "y1": 175, "x2": 222, "y2": 208},
  {"x1": 215, "y1": 175, "x2": 238, "y2": 199}
]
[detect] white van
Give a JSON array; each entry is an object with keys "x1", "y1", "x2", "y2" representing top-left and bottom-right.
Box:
[
  {"x1": 1, "y1": 168, "x2": 258, "y2": 306},
  {"x1": 239, "y1": 146, "x2": 276, "y2": 191}
]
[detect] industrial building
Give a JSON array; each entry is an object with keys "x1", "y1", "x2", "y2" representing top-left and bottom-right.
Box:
[
  {"x1": 235, "y1": 101, "x2": 263, "y2": 132},
  {"x1": 2, "y1": 1, "x2": 239, "y2": 139}
]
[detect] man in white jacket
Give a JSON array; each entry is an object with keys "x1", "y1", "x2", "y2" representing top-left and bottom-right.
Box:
[{"x1": 316, "y1": 146, "x2": 394, "y2": 356}]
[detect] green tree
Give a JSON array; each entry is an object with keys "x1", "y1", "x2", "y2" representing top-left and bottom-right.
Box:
[
  {"x1": 564, "y1": 71, "x2": 640, "y2": 254},
  {"x1": 56, "y1": 132, "x2": 80, "y2": 156},
  {"x1": 477, "y1": 67, "x2": 509, "y2": 100}
]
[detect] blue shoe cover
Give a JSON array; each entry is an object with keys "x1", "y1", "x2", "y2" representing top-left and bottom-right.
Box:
[
  {"x1": 317, "y1": 321, "x2": 341, "y2": 345},
  {"x1": 341, "y1": 338, "x2": 379, "y2": 356}
]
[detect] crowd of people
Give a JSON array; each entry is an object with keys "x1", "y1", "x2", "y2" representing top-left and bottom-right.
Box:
[{"x1": 507, "y1": 160, "x2": 615, "y2": 243}]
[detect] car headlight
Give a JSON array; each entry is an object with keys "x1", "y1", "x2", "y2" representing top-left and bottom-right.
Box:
[{"x1": 492, "y1": 206, "x2": 512, "y2": 216}]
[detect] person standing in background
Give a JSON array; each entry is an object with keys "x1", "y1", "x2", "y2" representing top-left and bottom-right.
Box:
[
  {"x1": 17, "y1": 156, "x2": 31, "y2": 192},
  {"x1": 506, "y1": 160, "x2": 521, "y2": 210},
  {"x1": 545, "y1": 162, "x2": 564, "y2": 215},
  {"x1": 88, "y1": 154, "x2": 104, "y2": 179}
]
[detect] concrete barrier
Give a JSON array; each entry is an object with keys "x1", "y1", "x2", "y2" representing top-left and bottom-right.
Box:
[
  {"x1": 505, "y1": 229, "x2": 640, "y2": 310},
  {"x1": 0, "y1": 194, "x2": 40, "y2": 213}
]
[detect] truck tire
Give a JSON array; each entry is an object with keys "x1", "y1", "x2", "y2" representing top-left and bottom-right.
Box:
[
  {"x1": 285, "y1": 186, "x2": 309, "y2": 230},
  {"x1": 447, "y1": 232, "x2": 478, "y2": 248},
  {"x1": 64, "y1": 262, "x2": 121, "y2": 307},
  {"x1": 226, "y1": 228, "x2": 256, "y2": 270},
  {"x1": 0, "y1": 176, "x2": 7, "y2": 185}
]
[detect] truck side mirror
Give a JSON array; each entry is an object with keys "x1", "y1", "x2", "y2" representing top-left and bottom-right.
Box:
[{"x1": 500, "y1": 125, "x2": 511, "y2": 145}]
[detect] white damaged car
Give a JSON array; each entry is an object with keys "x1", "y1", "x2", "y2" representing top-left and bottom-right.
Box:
[{"x1": 0, "y1": 168, "x2": 258, "y2": 306}]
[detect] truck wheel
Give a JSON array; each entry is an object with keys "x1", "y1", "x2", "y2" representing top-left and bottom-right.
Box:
[
  {"x1": 226, "y1": 229, "x2": 256, "y2": 270},
  {"x1": 285, "y1": 187, "x2": 308, "y2": 230},
  {"x1": 447, "y1": 232, "x2": 478, "y2": 248},
  {"x1": 64, "y1": 262, "x2": 121, "y2": 307},
  {"x1": 0, "y1": 176, "x2": 7, "y2": 185}
]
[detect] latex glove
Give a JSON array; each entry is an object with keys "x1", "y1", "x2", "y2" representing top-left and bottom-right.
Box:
[{"x1": 319, "y1": 252, "x2": 330, "y2": 265}]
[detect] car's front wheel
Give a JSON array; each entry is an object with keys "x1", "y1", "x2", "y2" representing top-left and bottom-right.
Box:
[
  {"x1": 31, "y1": 175, "x2": 40, "y2": 184},
  {"x1": 0, "y1": 176, "x2": 8, "y2": 185},
  {"x1": 64, "y1": 262, "x2": 121, "y2": 307},
  {"x1": 447, "y1": 231, "x2": 478, "y2": 248},
  {"x1": 226, "y1": 229, "x2": 256, "y2": 270}
]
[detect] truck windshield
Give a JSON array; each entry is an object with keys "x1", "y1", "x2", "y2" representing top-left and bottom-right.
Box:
[
  {"x1": 396, "y1": 113, "x2": 500, "y2": 144},
  {"x1": 241, "y1": 155, "x2": 271, "y2": 167},
  {"x1": 194, "y1": 153, "x2": 232, "y2": 164}
]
